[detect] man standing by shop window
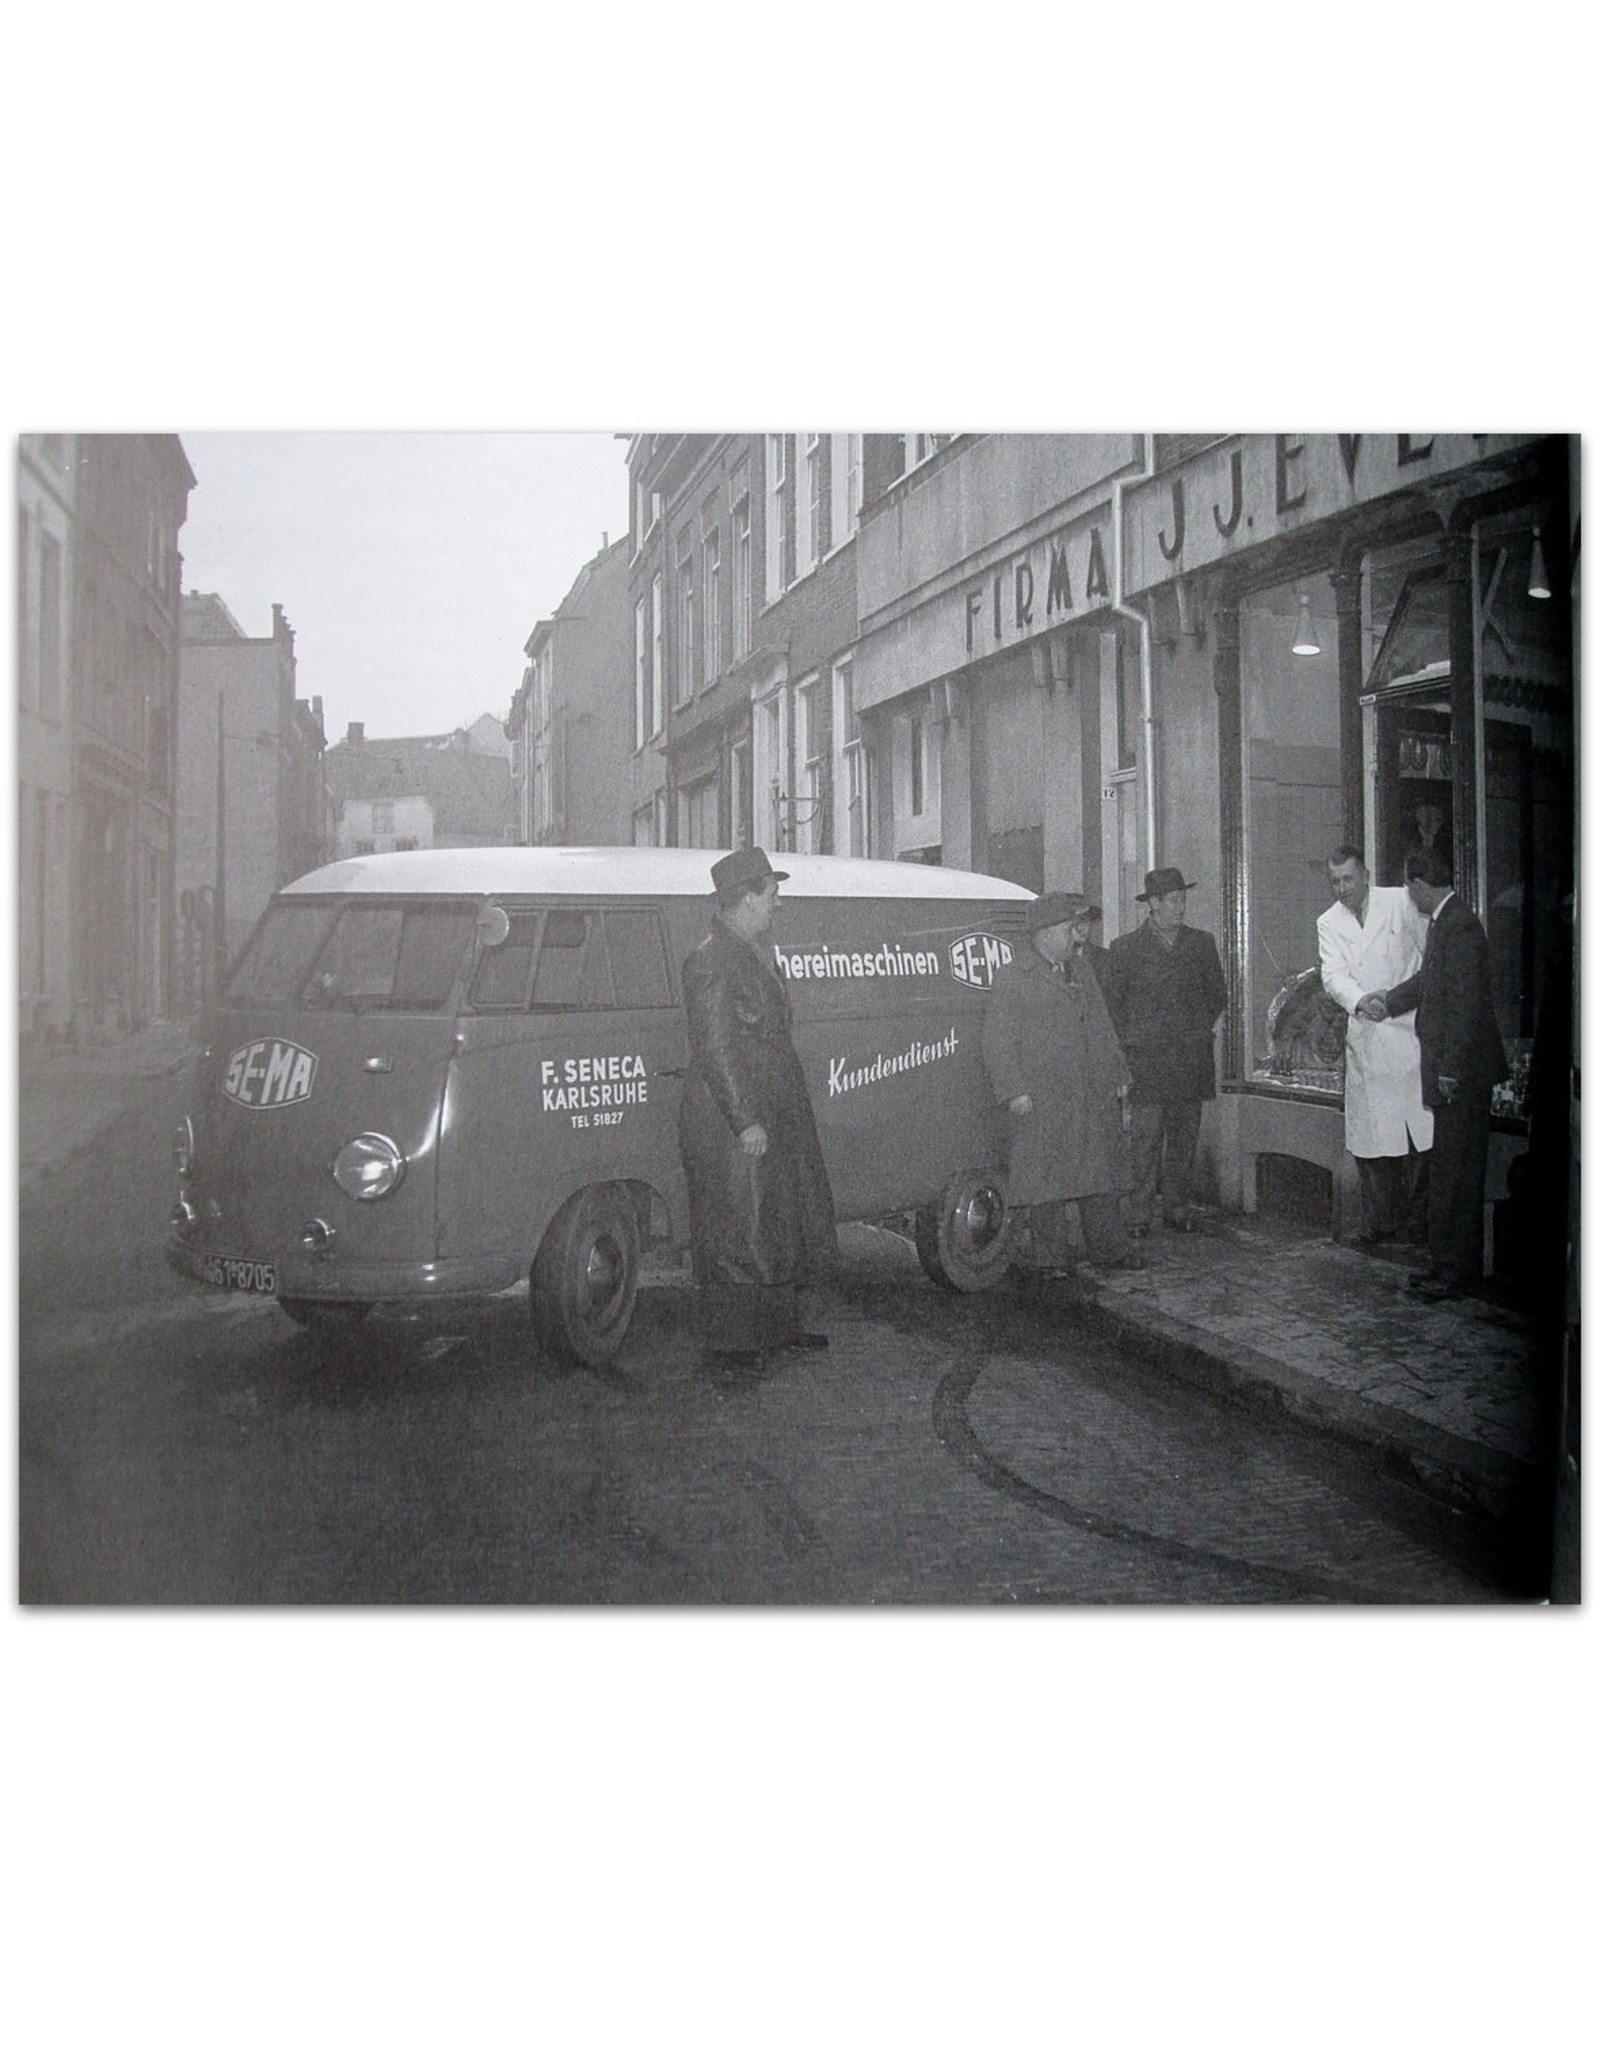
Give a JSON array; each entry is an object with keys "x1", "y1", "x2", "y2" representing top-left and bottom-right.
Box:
[
  {"x1": 982, "y1": 892, "x2": 1143, "y2": 1276},
  {"x1": 1317, "y1": 845, "x2": 1432, "y2": 1249},
  {"x1": 1104, "y1": 867, "x2": 1228, "y2": 1236},
  {"x1": 1371, "y1": 846, "x2": 1508, "y2": 1301}
]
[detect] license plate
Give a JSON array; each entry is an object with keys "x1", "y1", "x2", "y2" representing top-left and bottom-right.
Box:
[{"x1": 200, "y1": 1254, "x2": 278, "y2": 1296}]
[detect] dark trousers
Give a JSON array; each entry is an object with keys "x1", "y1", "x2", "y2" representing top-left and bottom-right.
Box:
[
  {"x1": 1128, "y1": 1099, "x2": 1203, "y2": 1228},
  {"x1": 1027, "y1": 1194, "x2": 1129, "y2": 1266},
  {"x1": 1426, "y1": 1087, "x2": 1492, "y2": 1284},
  {"x1": 1355, "y1": 1139, "x2": 1430, "y2": 1240}
]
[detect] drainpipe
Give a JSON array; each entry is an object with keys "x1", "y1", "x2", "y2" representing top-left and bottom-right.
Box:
[{"x1": 1111, "y1": 433, "x2": 1159, "y2": 871}]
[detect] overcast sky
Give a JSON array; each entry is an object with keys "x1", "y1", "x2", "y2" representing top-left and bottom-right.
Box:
[{"x1": 179, "y1": 432, "x2": 632, "y2": 744}]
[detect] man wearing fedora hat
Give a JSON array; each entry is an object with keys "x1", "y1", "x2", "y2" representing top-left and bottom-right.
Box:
[
  {"x1": 1104, "y1": 867, "x2": 1228, "y2": 1236},
  {"x1": 677, "y1": 847, "x2": 836, "y2": 1376},
  {"x1": 982, "y1": 891, "x2": 1143, "y2": 1274}
]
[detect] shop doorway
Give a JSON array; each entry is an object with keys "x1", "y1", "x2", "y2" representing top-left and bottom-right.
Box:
[{"x1": 1371, "y1": 680, "x2": 1453, "y2": 889}]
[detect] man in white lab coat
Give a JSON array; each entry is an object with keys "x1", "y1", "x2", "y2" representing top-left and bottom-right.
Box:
[{"x1": 1316, "y1": 845, "x2": 1433, "y2": 1248}]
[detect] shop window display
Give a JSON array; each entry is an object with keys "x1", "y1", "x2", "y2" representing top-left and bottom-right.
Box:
[
  {"x1": 1241, "y1": 510, "x2": 1572, "y2": 1123},
  {"x1": 1240, "y1": 572, "x2": 1343, "y2": 1090}
]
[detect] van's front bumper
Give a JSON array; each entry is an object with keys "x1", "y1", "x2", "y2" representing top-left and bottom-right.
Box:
[{"x1": 164, "y1": 1220, "x2": 523, "y2": 1305}]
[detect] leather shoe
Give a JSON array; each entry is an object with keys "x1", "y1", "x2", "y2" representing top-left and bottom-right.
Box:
[
  {"x1": 785, "y1": 1331, "x2": 830, "y2": 1351},
  {"x1": 1349, "y1": 1229, "x2": 1393, "y2": 1250}
]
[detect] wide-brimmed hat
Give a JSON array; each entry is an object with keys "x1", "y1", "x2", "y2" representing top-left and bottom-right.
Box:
[
  {"x1": 1026, "y1": 890, "x2": 1094, "y2": 933},
  {"x1": 1135, "y1": 866, "x2": 1198, "y2": 903},
  {"x1": 710, "y1": 846, "x2": 789, "y2": 897}
]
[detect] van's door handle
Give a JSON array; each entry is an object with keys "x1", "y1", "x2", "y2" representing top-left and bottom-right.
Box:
[{"x1": 657, "y1": 1066, "x2": 687, "y2": 1077}]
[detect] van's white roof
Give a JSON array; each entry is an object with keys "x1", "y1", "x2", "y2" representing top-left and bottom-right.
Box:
[{"x1": 282, "y1": 846, "x2": 1035, "y2": 902}]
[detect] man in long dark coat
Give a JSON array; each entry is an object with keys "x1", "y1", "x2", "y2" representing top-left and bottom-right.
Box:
[
  {"x1": 1104, "y1": 866, "x2": 1228, "y2": 1235},
  {"x1": 1373, "y1": 845, "x2": 1508, "y2": 1300},
  {"x1": 982, "y1": 892, "x2": 1142, "y2": 1274},
  {"x1": 678, "y1": 846, "x2": 836, "y2": 1373}
]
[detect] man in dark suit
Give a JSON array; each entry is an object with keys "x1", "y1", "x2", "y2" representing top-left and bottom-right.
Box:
[
  {"x1": 678, "y1": 846, "x2": 837, "y2": 1377},
  {"x1": 1371, "y1": 846, "x2": 1508, "y2": 1300},
  {"x1": 1104, "y1": 866, "x2": 1228, "y2": 1235},
  {"x1": 1078, "y1": 903, "x2": 1111, "y2": 994}
]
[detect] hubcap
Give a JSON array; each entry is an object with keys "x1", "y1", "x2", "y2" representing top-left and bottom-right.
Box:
[
  {"x1": 957, "y1": 1185, "x2": 1005, "y2": 1253},
  {"x1": 581, "y1": 1233, "x2": 625, "y2": 1318}
]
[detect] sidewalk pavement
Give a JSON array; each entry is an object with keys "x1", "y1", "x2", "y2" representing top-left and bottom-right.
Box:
[
  {"x1": 1065, "y1": 1214, "x2": 1555, "y2": 1528},
  {"x1": 18, "y1": 1019, "x2": 196, "y2": 1196},
  {"x1": 17, "y1": 1020, "x2": 1558, "y2": 1534}
]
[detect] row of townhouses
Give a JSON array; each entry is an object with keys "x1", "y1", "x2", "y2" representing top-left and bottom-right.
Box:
[
  {"x1": 18, "y1": 434, "x2": 514, "y2": 1043},
  {"x1": 20, "y1": 434, "x2": 198, "y2": 1041},
  {"x1": 19, "y1": 430, "x2": 1575, "y2": 1263},
  {"x1": 507, "y1": 431, "x2": 1576, "y2": 1259}
]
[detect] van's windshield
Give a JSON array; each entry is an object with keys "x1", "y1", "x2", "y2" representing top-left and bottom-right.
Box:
[{"x1": 224, "y1": 900, "x2": 477, "y2": 1012}]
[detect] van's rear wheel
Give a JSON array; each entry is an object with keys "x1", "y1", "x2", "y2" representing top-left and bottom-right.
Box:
[
  {"x1": 914, "y1": 1170, "x2": 1013, "y2": 1292},
  {"x1": 531, "y1": 1185, "x2": 641, "y2": 1367}
]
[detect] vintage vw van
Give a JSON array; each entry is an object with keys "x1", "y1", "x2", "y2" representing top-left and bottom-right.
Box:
[{"x1": 166, "y1": 847, "x2": 1034, "y2": 1363}]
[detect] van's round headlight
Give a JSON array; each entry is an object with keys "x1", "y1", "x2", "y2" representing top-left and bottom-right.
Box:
[
  {"x1": 175, "y1": 1117, "x2": 196, "y2": 1179},
  {"x1": 332, "y1": 1132, "x2": 407, "y2": 1201}
]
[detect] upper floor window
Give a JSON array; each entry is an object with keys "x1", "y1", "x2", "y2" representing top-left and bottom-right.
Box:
[
  {"x1": 731, "y1": 480, "x2": 752, "y2": 662},
  {"x1": 633, "y1": 597, "x2": 649, "y2": 750},
  {"x1": 905, "y1": 434, "x2": 952, "y2": 470},
  {"x1": 676, "y1": 544, "x2": 697, "y2": 706},
  {"x1": 703, "y1": 519, "x2": 723, "y2": 684},
  {"x1": 829, "y1": 434, "x2": 862, "y2": 551},
  {"x1": 801, "y1": 433, "x2": 827, "y2": 572},
  {"x1": 862, "y1": 433, "x2": 955, "y2": 508},
  {"x1": 649, "y1": 572, "x2": 664, "y2": 736},
  {"x1": 793, "y1": 671, "x2": 823, "y2": 855},
  {"x1": 831, "y1": 655, "x2": 861, "y2": 856},
  {"x1": 677, "y1": 774, "x2": 719, "y2": 851},
  {"x1": 633, "y1": 478, "x2": 663, "y2": 550},
  {"x1": 765, "y1": 434, "x2": 795, "y2": 603},
  {"x1": 729, "y1": 734, "x2": 752, "y2": 851},
  {"x1": 753, "y1": 686, "x2": 790, "y2": 851}
]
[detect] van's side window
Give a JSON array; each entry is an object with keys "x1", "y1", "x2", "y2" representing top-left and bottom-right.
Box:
[
  {"x1": 391, "y1": 905, "x2": 480, "y2": 1008},
  {"x1": 468, "y1": 907, "x2": 672, "y2": 1012},
  {"x1": 604, "y1": 909, "x2": 673, "y2": 1007},
  {"x1": 470, "y1": 914, "x2": 539, "y2": 1010},
  {"x1": 531, "y1": 909, "x2": 612, "y2": 1008}
]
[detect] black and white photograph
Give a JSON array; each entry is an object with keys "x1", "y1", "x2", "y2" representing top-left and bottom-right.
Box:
[
  {"x1": 17, "y1": 427, "x2": 1579, "y2": 1607},
  {"x1": 8, "y1": 11, "x2": 1593, "y2": 2046}
]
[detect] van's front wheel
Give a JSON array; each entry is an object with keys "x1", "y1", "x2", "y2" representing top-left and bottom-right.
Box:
[
  {"x1": 914, "y1": 1169, "x2": 1013, "y2": 1292},
  {"x1": 531, "y1": 1185, "x2": 642, "y2": 1367}
]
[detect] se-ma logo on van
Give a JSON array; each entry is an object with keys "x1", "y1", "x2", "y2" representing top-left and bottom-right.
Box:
[
  {"x1": 948, "y1": 932, "x2": 1015, "y2": 989},
  {"x1": 221, "y1": 1038, "x2": 319, "y2": 1108}
]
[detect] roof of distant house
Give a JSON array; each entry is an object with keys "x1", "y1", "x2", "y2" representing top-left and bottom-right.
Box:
[{"x1": 325, "y1": 730, "x2": 511, "y2": 838}]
